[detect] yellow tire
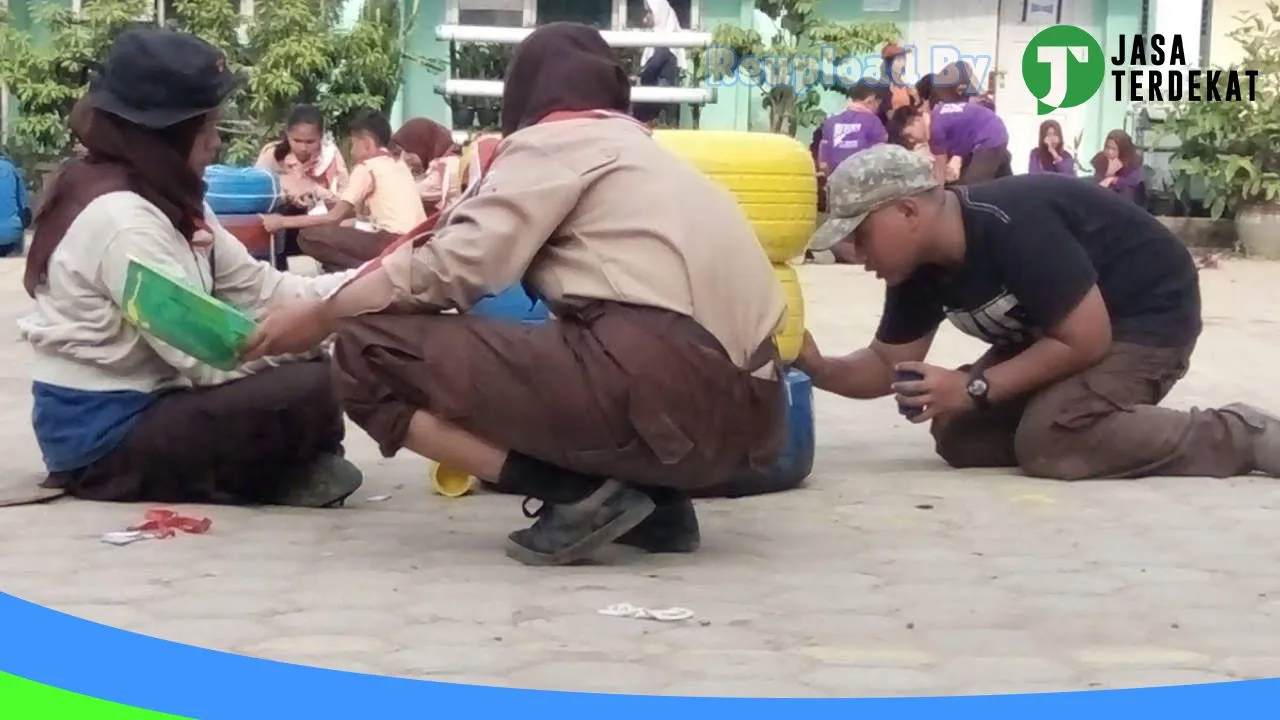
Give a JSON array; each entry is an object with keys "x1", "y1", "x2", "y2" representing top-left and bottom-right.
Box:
[
  {"x1": 773, "y1": 263, "x2": 805, "y2": 364},
  {"x1": 654, "y1": 130, "x2": 818, "y2": 263}
]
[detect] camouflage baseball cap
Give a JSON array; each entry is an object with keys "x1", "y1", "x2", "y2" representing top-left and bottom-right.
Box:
[{"x1": 809, "y1": 144, "x2": 941, "y2": 252}]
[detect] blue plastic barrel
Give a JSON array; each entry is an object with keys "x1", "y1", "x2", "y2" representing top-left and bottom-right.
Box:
[
  {"x1": 470, "y1": 285, "x2": 550, "y2": 324},
  {"x1": 204, "y1": 165, "x2": 280, "y2": 215},
  {"x1": 691, "y1": 368, "x2": 815, "y2": 498}
]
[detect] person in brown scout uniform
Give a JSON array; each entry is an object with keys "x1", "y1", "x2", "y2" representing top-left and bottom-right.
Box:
[
  {"x1": 241, "y1": 22, "x2": 788, "y2": 566},
  {"x1": 799, "y1": 143, "x2": 1280, "y2": 481}
]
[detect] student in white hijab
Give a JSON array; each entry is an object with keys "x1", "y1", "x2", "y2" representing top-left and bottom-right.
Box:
[{"x1": 635, "y1": 0, "x2": 684, "y2": 125}]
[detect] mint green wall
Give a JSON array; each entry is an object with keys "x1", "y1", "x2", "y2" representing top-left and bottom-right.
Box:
[
  {"x1": 1088, "y1": 0, "x2": 1142, "y2": 159},
  {"x1": 695, "y1": 0, "x2": 755, "y2": 130},
  {"x1": 400, "y1": 0, "x2": 451, "y2": 126}
]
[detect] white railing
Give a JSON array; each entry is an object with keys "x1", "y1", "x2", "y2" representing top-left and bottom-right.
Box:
[
  {"x1": 437, "y1": 22, "x2": 714, "y2": 111},
  {"x1": 435, "y1": 79, "x2": 715, "y2": 105},
  {"x1": 435, "y1": 24, "x2": 712, "y2": 47}
]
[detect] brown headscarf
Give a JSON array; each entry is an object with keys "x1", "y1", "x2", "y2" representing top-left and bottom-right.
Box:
[
  {"x1": 391, "y1": 117, "x2": 454, "y2": 165},
  {"x1": 499, "y1": 22, "x2": 630, "y2": 137},
  {"x1": 24, "y1": 96, "x2": 209, "y2": 297}
]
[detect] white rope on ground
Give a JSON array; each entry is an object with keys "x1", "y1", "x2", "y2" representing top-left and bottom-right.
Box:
[{"x1": 598, "y1": 603, "x2": 694, "y2": 622}]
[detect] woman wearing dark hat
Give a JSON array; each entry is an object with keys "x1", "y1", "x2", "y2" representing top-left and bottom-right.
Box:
[
  {"x1": 240, "y1": 22, "x2": 788, "y2": 567},
  {"x1": 18, "y1": 28, "x2": 362, "y2": 508}
]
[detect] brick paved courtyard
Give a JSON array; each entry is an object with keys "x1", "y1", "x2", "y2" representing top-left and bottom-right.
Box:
[{"x1": 4, "y1": 257, "x2": 1280, "y2": 697}]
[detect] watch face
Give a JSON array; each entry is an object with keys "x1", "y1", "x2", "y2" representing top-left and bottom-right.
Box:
[{"x1": 967, "y1": 377, "x2": 989, "y2": 396}]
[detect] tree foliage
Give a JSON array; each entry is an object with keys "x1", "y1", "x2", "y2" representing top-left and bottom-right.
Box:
[
  {"x1": 1159, "y1": 1, "x2": 1280, "y2": 219},
  {"x1": 0, "y1": 0, "x2": 443, "y2": 178},
  {"x1": 688, "y1": 0, "x2": 897, "y2": 136}
]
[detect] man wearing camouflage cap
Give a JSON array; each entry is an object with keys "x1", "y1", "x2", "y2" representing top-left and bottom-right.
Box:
[{"x1": 798, "y1": 143, "x2": 1280, "y2": 481}]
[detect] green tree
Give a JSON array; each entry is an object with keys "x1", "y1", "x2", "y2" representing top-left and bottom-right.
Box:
[
  {"x1": 690, "y1": 0, "x2": 897, "y2": 136},
  {"x1": 0, "y1": 0, "x2": 153, "y2": 169},
  {"x1": 1159, "y1": 1, "x2": 1280, "y2": 219},
  {"x1": 0, "y1": 0, "x2": 443, "y2": 177}
]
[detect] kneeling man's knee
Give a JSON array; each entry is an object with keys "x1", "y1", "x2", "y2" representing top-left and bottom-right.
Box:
[{"x1": 1012, "y1": 422, "x2": 1094, "y2": 480}]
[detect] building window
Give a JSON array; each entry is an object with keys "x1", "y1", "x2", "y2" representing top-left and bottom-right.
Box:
[
  {"x1": 536, "y1": 0, "x2": 611, "y2": 28},
  {"x1": 448, "y1": 0, "x2": 697, "y2": 30},
  {"x1": 1139, "y1": 0, "x2": 1149, "y2": 36},
  {"x1": 456, "y1": 0, "x2": 525, "y2": 27},
  {"x1": 625, "y1": 0, "x2": 692, "y2": 29}
]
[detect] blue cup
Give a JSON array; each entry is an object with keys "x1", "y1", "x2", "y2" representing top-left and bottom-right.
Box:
[{"x1": 894, "y1": 368, "x2": 924, "y2": 420}]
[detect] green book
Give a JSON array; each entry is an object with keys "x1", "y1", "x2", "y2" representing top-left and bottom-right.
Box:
[{"x1": 121, "y1": 256, "x2": 257, "y2": 371}]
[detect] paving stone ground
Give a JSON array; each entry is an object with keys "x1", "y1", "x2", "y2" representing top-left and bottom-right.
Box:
[{"x1": 4, "y1": 256, "x2": 1280, "y2": 697}]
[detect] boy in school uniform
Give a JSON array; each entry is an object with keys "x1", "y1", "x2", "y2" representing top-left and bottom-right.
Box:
[{"x1": 262, "y1": 110, "x2": 426, "y2": 270}]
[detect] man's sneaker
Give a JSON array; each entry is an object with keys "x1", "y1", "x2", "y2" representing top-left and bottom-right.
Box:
[
  {"x1": 275, "y1": 454, "x2": 363, "y2": 508},
  {"x1": 505, "y1": 479, "x2": 656, "y2": 566},
  {"x1": 615, "y1": 490, "x2": 700, "y2": 553},
  {"x1": 1222, "y1": 403, "x2": 1280, "y2": 475}
]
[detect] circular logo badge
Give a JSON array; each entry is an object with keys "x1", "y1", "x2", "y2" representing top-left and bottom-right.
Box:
[{"x1": 1022, "y1": 25, "x2": 1106, "y2": 114}]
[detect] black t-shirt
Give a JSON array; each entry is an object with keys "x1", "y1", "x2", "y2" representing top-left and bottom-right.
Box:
[{"x1": 876, "y1": 174, "x2": 1202, "y2": 348}]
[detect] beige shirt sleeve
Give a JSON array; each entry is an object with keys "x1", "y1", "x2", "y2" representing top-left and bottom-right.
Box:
[
  {"x1": 340, "y1": 163, "x2": 375, "y2": 208},
  {"x1": 98, "y1": 224, "x2": 246, "y2": 388},
  {"x1": 204, "y1": 209, "x2": 355, "y2": 314},
  {"x1": 378, "y1": 136, "x2": 592, "y2": 310},
  {"x1": 254, "y1": 143, "x2": 281, "y2": 172},
  {"x1": 329, "y1": 148, "x2": 350, "y2": 193}
]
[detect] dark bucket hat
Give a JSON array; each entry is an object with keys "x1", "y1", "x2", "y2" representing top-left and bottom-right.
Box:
[{"x1": 86, "y1": 27, "x2": 242, "y2": 129}]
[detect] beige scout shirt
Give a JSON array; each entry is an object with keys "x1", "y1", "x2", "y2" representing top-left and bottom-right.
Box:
[
  {"x1": 376, "y1": 117, "x2": 785, "y2": 371},
  {"x1": 341, "y1": 154, "x2": 427, "y2": 234}
]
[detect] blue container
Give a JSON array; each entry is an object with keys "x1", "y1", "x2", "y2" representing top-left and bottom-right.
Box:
[
  {"x1": 692, "y1": 368, "x2": 815, "y2": 498},
  {"x1": 204, "y1": 165, "x2": 280, "y2": 215},
  {"x1": 470, "y1": 285, "x2": 549, "y2": 324}
]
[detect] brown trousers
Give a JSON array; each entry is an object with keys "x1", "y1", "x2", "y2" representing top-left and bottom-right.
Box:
[
  {"x1": 330, "y1": 302, "x2": 786, "y2": 491},
  {"x1": 956, "y1": 147, "x2": 1013, "y2": 185},
  {"x1": 47, "y1": 360, "x2": 345, "y2": 504},
  {"x1": 932, "y1": 342, "x2": 1255, "y2": 479},
  {"x1": 297, "y1": 226, "x2": 398, "y2": 270}
]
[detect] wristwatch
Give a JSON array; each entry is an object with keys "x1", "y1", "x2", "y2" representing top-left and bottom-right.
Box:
[{"x1": 966, "y1": 372, "x2": 991, "y2": 410}]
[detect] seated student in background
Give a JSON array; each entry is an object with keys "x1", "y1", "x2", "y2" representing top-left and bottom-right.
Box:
[
  {"x1": 0, "y1": 149, "x2": 30, "y2": 256},
  {"x1": 255, "y1": 104, "x2": 349, "y2": 270},
  {"x1": 1091, "y1": 129, "x2": 1145, "y2": 205},
  {"x1": 392, "y1": 117, "x2": 461, "y2": 213},
  {"x1": 255, "y1": 104, "x2": 348, "y2": 205},
  {"x1": 929, "y1": 63, "x2": 1011, "y2": 184},
  {"x1": 261, "y1": 110, "x2": 427, "y2": 271},
  {"x1": 1028, "y1": 120, "x2": 1076, "y2": 176},
  {"x1": 460, "y1": 130, "x2": 502, "y2": 191},
  {"x1": 21, "y1": 29, "x2": 361, "y2": 508},
  {"x1": 817, "y1": 79, "x2": 888, "y2": 175}
]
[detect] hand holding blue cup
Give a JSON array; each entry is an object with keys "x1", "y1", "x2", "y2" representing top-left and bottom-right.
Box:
[{"x1": 894, "y1": 368, "x2": 925, "y2": 419}]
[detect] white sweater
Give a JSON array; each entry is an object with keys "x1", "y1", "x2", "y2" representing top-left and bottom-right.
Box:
[{"x1": 19, "y1": 191, "x2": 352, "y2": 393}]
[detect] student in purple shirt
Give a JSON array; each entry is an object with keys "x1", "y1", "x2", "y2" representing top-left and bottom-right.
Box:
[
  {"x1": 929, "y1": 67, "x2": 1011, "y2": 185},
  {"x1": 818, "y1": 79, "x2": 888, "y2": 173},
  {"x1": 1090, "y1": 129, "x2": 1145, "y2": 206},
  {"x1": 1027, "y1": 119, "x2": 1076, "y2": 176}
]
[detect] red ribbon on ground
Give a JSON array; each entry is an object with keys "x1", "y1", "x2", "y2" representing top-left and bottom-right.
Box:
[{"x1": 128, "y1": 508, "x2": 212, "y2": 539}]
